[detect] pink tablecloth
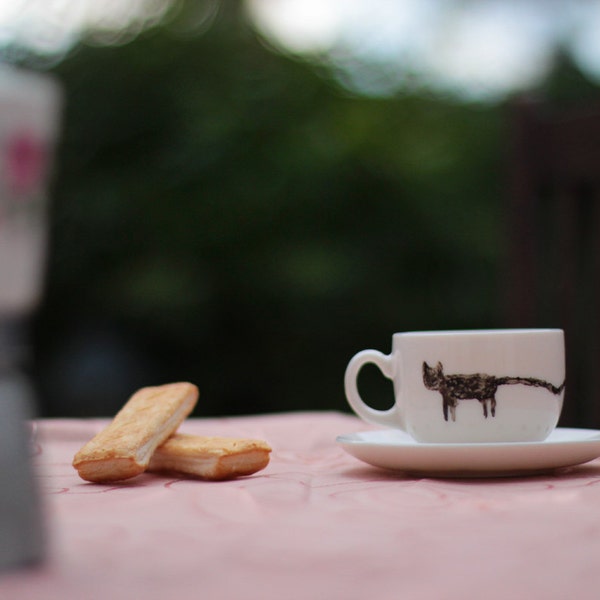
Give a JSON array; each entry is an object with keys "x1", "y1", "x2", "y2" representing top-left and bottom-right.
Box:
[{"x1": 2, "y1": 412, "x2": 600, "y2": 600}]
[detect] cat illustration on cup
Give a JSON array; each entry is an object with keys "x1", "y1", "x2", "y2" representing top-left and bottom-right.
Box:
[{"x1": 422, "y1": 361, "x2": 566, "y2": 422}]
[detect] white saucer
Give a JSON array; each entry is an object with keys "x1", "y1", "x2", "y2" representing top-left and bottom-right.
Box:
[{"x1": 336, "y1": 427, "x2": 600, "y2": 477}]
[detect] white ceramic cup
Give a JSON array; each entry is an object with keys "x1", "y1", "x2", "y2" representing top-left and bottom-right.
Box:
[{"x1": 344, "y1": 329, "x2": 566, "y2": 443}]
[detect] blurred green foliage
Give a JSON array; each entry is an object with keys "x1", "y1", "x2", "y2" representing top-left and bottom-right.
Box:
[{"x1": 30, "y1": 2, "x2": 583, "y2": 417}]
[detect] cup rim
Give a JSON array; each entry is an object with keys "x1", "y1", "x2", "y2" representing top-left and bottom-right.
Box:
[{"x1": 393, "y1": 328, "x2": 563, "y2": 338}]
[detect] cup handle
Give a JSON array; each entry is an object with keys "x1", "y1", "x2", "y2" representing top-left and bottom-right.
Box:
[{"x1": 344, "y1": 349, "x2": 403, "y2": 429}]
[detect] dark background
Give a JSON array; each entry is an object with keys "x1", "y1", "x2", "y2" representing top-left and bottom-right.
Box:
[{"x1": 14, "y1": 1, "x2": 600, "y2": 420}]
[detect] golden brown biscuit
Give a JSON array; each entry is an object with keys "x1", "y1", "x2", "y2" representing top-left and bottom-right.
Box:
[
  {"x1": 73, "y1": 382, "x2": 198, "y2": 483},
  {"x1": 149, "y1": 433, "x2": 271, "y2": 480}
]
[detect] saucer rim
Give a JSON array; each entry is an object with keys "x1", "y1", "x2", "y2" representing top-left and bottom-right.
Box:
[{"x1": 335, "y1": 427, "x2": 600, "y2": 477}]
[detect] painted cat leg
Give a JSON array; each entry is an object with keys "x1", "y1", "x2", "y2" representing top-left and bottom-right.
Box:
[
  {"x1": 448, "y1": 397, "x2": 457, "y2": 422},
  {"x1": 480, "y1": 399, "x2": 488, "y2": 418},
  {"x1": 481, "y1": 398, "x2": 496, "y2": 418},
  {"x1": 443, "y1": 396, "x2": 449, "y2": 421},
  {"x1": 442, "y1": 395, "x2": 457, "y2": 422}
]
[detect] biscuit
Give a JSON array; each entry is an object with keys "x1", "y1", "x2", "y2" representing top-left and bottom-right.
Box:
[
  {"x1": 149, "y1": 433, "x2": 271, "y2": 480},
  {"x1": 73, "y1": 382, "x2": 198, "y2": 483}
]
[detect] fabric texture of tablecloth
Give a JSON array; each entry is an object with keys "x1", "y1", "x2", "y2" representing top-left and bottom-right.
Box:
[{"x1": 2, "y1": 411, "x2": 600, "y2": 600}]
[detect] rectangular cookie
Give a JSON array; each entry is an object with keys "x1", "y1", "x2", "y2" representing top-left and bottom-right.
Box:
[
  {"x1": 73, "y1": 382, "x2": 198, "y2": 483},
  {"x1": 149, "y1": 433, "x2": 271, "y2": 480}
]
